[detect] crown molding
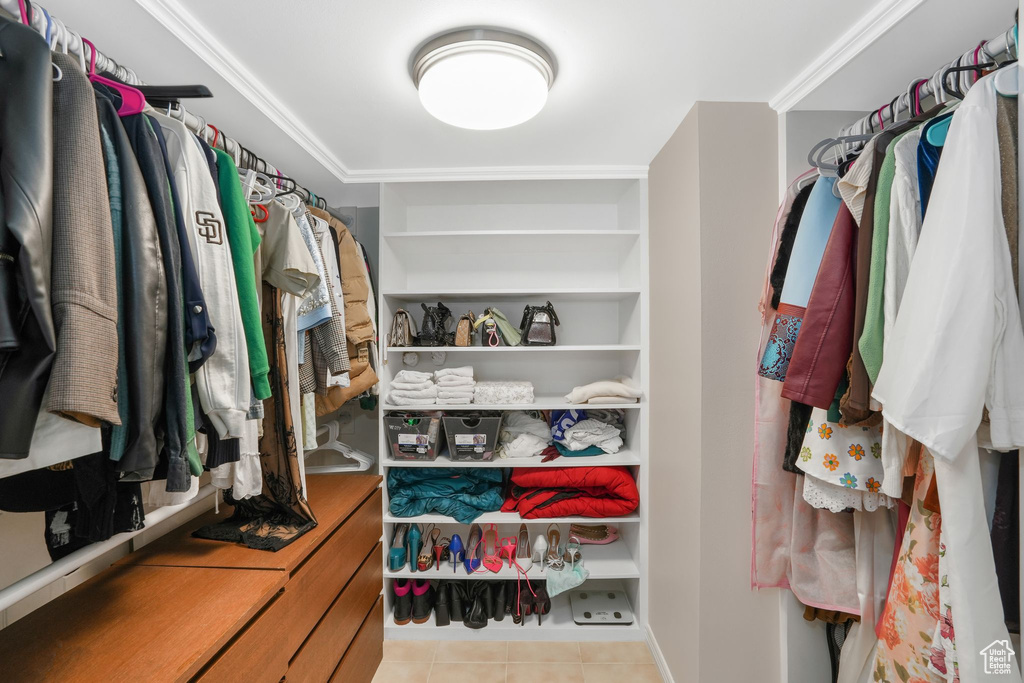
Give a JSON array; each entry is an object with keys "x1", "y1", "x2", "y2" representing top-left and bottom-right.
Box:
[
  {"x1": 136, "y1": 0, "x2": 355, "y2": 181},
  {"x1": 344, "y1": 165, "x2": 649, "y2": 183},
  {"x1": 769, "y1": 0, "x2": 926, "y2": 112},
  {"x1": 136, "y1": 0, "x2": 647, "y2": 186}
]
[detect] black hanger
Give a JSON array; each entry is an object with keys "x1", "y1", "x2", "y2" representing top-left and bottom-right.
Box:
[
  {"x1": 135, "y1": 84, "x2": 213, "y2": 100},
  {"x1": 942, "y1": 60, "x2": 995, "y2": 99}
]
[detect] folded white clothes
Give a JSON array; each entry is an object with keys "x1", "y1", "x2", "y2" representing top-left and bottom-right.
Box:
[
  {"x1": 437, "y1": 375, "x2": 476, "y2": 387},
  {"x1": 389, "y1": 385, "x2": 438, "y2": 400},
  {"x1": 440, "y1": 396, "x2": 472, "y2": 405},
  {"x1": 474, "y1": 381, "x2": 534, "y2": 405},
  {"x1": 435, "y1": 366, "x2": 475, "y2": 379},
  {"x1": 391, "y1": 380, "x2": 435, "y2": 392},
  {"x1": 388, "y1": 395, "x2": 439, "y2": 406},
  {"x1": 497, "y1": 433, "x2": 550, "y2": 459},
  {"x1": 500, "y1": 411, "x2": 552, "y2": 442},
  {"x1": 437, "y1": 388, "x2": 475, "y2": 400},
  {"x1": 564, "y1": 418, "x2": 624, "y2": 453},
  {"x1": 394, "y1": 369, "x2": 433, "y2": 383},
  {"x1": 564, "y1": 376, "x2": 642, "y2": 404},
  {"x1": 582, "y1": 395, "x2": 638, "y2": 405}
]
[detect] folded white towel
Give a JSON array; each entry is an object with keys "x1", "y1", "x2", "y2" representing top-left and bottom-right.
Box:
[
  {"x1": 582, "y1": 395, "x2": 638, "y2": 405},
  {"x1": 435, "y1": 366, "x2": 474, "y2": 379},
  {"x1": 395, "y1": 369, "x2": 433, "y2": 383},
  {"x1": 439, "y1": 396, "x2": 472, "y2": 405},
  {"x1": 437, "y1": 375, "x2": 476, "y2": 387},
  {"x1": 389, "y1": 386, "x2": 438, "y2": 400},
  {"x1": 474, "y1": 381, "x2": 534, "y2": 405},
  {"x1": 497, "y1": 433, "x2": 550, "y2": 459},
  {"x1": 437, "y1": 389, "x2": 475, "y2": 399},
  {"x1": 391, "y1": 380, "x2": 435, "y2": 392},
  {"x1": 564, "y1": 376, "x2": 642, "y2": 404},
  {"x1": 388, "y1": 395, "x2": 438, "y2": 406}
]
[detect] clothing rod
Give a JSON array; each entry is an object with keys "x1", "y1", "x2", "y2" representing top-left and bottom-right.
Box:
[
  {"x1": 0, "y1": 485, "x2": 216, "y2": 613},
  {"x1": 839, "y1": 24, "x2": 1016, "y2": 136},
  {"x1": 0, "y1": 0, "x2": 327, "y2": 206}
]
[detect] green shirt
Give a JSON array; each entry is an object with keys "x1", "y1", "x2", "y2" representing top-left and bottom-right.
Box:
[
  {"x1": 213, "y1": 149, "x2": 271, "y2": 400},
  {"x1": 858, "y1": 130, "x2": 906, "y2": 384}
]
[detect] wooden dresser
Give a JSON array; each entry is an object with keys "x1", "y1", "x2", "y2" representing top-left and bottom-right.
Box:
[{"x1": 0, "y1": 474, "x2": 383, "y2": 683}]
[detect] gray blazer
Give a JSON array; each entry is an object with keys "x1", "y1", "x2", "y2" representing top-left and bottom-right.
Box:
[{"x1": 46, "y1": 52, "x2": 119, "y2": 426}]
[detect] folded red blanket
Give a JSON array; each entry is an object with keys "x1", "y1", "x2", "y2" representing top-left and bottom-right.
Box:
[{"x1": 501, "y1": 466, "x2": 639, "y2": 518}]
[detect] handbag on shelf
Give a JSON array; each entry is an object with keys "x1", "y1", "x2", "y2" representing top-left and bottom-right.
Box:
[
  {"x1": 474, "y1": 308, "x2": 521, "y2": 347},
  {"x1": 416, "y1": 302, "x2": 453, "y2": 347},
  {"x1": 520, "y1": 301, "x2": 560, "y2": 346},
  {"x1": 454, "y1": 310, "x2": 476, "y2": 347},
  {"x1": 388, "y1": 308, "x2": 416, "y2": 347}
]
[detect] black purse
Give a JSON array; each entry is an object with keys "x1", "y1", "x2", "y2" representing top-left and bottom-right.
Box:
[
  {"x1": 416, "y1": 302, "x2": 453, "y2": 347},
  {"x1": 519, "y1": 301, "x2": 560, "y2": 346}
]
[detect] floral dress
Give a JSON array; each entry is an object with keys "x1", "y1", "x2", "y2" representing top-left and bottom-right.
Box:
[
  {"x1": 872, "y1": 451, "x2": 943, "y2": 683},
  {"x1": 796, "y1": 408, "x2": 895, "y2": 512}
]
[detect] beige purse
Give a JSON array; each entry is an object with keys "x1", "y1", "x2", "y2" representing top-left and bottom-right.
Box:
[
  {"x1": 388, "y1": 309, "x2": 416, "y2": 347},
  {"x1": 454, "y1": 310, "x2": 476, "y2": 347}
]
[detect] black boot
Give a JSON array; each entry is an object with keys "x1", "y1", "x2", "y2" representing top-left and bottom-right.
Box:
[
  {"x1": 465, "y1": 582, "x2": 491, "y2": 629},
  {"x1": 393, "y1": 579, "x2": 412, "y2": 625},
  {"x1": 411, "y1": 579, "x2": 434, "y2": 624},
  {"x1": 449, "y1": 581, "x2": 466, "y2": 622},
  {"x1": 435, "y1": 581, "x2": 451, "y2": 626},
  {"x1": 491, "y1": 581, "x2": 506, "y2": 622}
]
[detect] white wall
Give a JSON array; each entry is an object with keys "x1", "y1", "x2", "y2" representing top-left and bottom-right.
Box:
[{"x1": 649, "y1": 101, "x2": 782, "y2": 683}]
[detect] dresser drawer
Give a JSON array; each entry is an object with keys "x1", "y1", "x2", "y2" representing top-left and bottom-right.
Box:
[
  {"x1": 329, "y1": 598, "x2": 384, "y2": 683},
  {"x1": 288, "y1": 546, "x2": 382, "y2": 682},
  {"x1": 196, "y1": 489, "x2": 382, "y2": 683}
]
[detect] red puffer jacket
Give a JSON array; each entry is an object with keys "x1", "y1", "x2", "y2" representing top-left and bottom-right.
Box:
[{"x1": 501, "y1": 466, "x2": 639, "y2": 518}]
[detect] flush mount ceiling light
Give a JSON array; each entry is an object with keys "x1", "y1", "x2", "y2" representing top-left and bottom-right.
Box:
[{"x1": 412, "y1": 28, "x2": 556, "y2": 130}]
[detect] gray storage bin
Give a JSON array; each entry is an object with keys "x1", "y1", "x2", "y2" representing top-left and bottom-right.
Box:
[
  {"x1": 442, "y1": 413, "x2": 504, "y2": 461},
  {"x1": 385, "y1": 412, "x2": 445, "y2": 461}
]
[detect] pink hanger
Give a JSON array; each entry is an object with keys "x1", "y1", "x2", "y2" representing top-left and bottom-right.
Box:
[
  {"x1": 81, "y1": 38, "x2": 146, "y2": 117},
  {"x1": 16, "y1": 0, "x2": 28, "y2": 24}
]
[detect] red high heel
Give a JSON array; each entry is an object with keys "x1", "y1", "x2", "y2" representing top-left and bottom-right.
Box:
[
  {"x1": 500, "y1": 533, "x2": 518, "y2": 569},
  {"x1": 481, "y1": 524, "x2": 504, "y2": 573},
  {"x1": 433, "y1": 536, "x2": 448, "y2": 571}
]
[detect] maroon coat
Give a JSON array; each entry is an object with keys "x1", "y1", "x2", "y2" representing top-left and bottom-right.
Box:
[{"x1": 781, "y1": 203, "x2": 857, "y2": 409}]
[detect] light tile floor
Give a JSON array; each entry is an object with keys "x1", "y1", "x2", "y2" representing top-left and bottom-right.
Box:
[{"x1": 373, "y1": 640, "x2": 663, "y2": 683}]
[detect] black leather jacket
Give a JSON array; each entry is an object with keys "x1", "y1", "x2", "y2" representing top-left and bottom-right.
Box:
[{"x1": 0, "y1": 18, "x2": 56, "y2": 458}]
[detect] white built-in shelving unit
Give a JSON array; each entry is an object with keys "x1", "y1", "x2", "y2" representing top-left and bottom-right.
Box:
[{"x1": 378, "y1": 178, "x2": 649, "y2": 642}]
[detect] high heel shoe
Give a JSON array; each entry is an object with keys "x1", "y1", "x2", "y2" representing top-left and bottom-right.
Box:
[
  {"x1": 418, "y1": 525, "x2": 440, "y2": 571},
  {"x1": 433, "y1": 536, "x2": 448, "y2": 571},
  {"x1": 407, "y1": 524, "x2": 422, "y2": 574},
  {"x1": 545, "y1": 523, "x2": 562, "y2": 570},
  {"x1": 500, "y1": 532, "x2": 518, "y2": 569},
  {"x1": 449, "y1": 534, "x2": 464, "y2": 573},
  {"x1": 533, "y1": 584, "x2": 551, "y2": 626},
  {"x1": 389, "y1": 523, "x2": 410, "y2": 572},
  {"x1": 514, "y1": 524, "x2": 532, "y2": 573},
  {"x1": 482, "y1": 524, "x2": 503, "y2": 573},
  {"x1": 463, "y1": 523, "x2": 483, "y2": 574},
  {"x1": 532, "y1": 531, "x2": 548, "y2": 573}
]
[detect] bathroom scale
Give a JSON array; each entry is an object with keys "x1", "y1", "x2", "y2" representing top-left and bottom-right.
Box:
[{"x1": 569, "y1": 589, "x2": 634, "y2": 625}]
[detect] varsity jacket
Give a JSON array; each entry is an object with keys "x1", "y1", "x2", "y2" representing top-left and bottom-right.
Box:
[{"x1": 153, "y1": 113, "x2": 250, "y2": 439}]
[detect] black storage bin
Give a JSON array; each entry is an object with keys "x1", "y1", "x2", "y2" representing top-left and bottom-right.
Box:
[
  {"x1": 442, "y1": 413, "x2": 504, "y2": 462},
  {"x1": 384, "y1": 412, "x2": 445, "y2": 461}
]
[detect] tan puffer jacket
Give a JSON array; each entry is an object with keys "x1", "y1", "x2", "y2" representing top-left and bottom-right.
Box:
[{"x1": 310, "y1": 208, "x2": 377, "y2": 415}]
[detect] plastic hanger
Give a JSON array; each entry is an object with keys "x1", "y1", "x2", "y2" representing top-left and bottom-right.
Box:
[
  {"x1": 82, "y1": 38, "x2": 146, "y2": 116},
  {"x1": 304, "y1": 419, "x2": 374, "y2": 473}
]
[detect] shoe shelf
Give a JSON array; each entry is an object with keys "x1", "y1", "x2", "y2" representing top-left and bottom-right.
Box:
[
  {"x1": 386, "y1": 541, "x2": 639, "y2": 581},
  {"x1": 385, "y1": 344, "x2": 641, "y2": 353},
  {"x1": 382, "y1": 449, "x2": 642, "y2": 469},
  {"x1": 383, "y1": 589, "x2": 644, "y2": 642},
  {"x1": 383, "y1": 511, "x2": 641, "y2": 525},
  {"x1": 381, "y1": 289, "x2": 641, "y2": 302},
  {"x1": 381, "y1": 397, "x2": 642, "y2": 412}
]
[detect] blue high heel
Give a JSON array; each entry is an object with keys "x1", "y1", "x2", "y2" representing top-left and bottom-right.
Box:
[
  {"x1": 389, "y1": 523, "x2": 410, "y2": 571},
  {"x1": 463, "y1": 523, "x2": 483, "y2": 574},
  {"x1": 449, "y1": 534, "x2": 464, "y2": 573},
  {"x1": 407, "y1": 524, "x2": 422, "y2": 574}
]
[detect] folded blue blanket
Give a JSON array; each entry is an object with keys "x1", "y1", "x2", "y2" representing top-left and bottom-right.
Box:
[{"x1": 387, "y1": 467, "x2": 505, "y2": 523}]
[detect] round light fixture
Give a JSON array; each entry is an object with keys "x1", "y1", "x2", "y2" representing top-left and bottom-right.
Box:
[{"x1": 412, "y1": 28, "x2": 556, "y2": 130}]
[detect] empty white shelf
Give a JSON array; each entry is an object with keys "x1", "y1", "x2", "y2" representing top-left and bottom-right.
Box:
[
  {"x1": 382, "y1": 396, "x2": 641, "y2": 412},
  {"x1": 381, "y1": 289, "x2": 641, "y2": 302}
]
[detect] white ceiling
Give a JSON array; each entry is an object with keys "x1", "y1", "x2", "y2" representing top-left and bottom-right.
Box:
[{"x1": 35, "y1": 0, "x2": 1019, "y2": 203}]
